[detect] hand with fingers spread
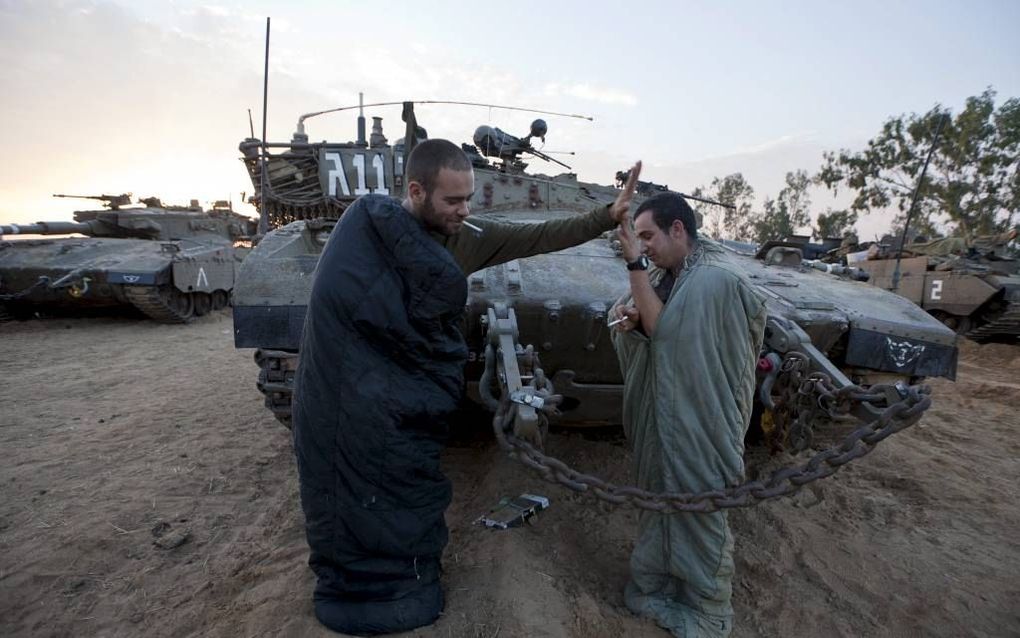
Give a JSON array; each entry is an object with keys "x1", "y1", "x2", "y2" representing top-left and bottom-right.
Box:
[
  {"x1": 609, "y1": 161, "x2": 642, "y2": 224},
  {"x1": 611, "y1": 161, "x2": 643, "y2": 263}
]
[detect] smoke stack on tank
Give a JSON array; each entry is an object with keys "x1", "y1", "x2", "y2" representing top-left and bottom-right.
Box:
[
  {"x1": 370, "y1": 117, "x2": 387, "y2": 147},
  {"x1": 356, "y1": 92, "x2": 367, "y2": 147}
]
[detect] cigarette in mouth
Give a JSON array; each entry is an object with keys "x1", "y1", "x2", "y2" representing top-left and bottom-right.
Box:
[{"x1": 462, "y1": 220, "x2": 483, "y2": 234}]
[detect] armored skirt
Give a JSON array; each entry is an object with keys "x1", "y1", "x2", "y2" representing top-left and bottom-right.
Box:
[{"x1": 292, "y1": 195, "x2": 468, "y2": 635}]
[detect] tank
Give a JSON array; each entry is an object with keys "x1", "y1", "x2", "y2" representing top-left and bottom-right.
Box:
[
  {"x1": 0, "y1": 194, "x2": 257, "y2": 322},
  {"x1": 847, "y1": 234, "x2": 1020, "y2": 342},
  {"x1": 232, "y1": 101, "x2": 958, "y2": 451}
]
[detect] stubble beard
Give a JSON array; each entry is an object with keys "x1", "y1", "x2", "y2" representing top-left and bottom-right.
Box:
[{"x1": 419, "y1": 196, "x2": 458, "y2": 236}]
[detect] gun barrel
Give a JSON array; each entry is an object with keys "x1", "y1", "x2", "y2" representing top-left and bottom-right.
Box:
[{"x1": 0, "y1": 221, "x2": 92, "y2": 236}]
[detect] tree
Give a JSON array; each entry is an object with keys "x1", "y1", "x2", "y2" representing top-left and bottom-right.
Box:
[
  {"x1": 692, "y1": 173, "x2": 756, "y2": 240},
  {"x1": 750, "y1": 170, "x2": 812, "y2": 243},
  {"x1": 814, "y1": 208, "x2": 858, "y2": 239},
  {"x1": 817, "y1": 88, "x2": 1019, "y2": 237},
  {"x1": 689, "y1": 185, "x2": 724, "y2": 238}
]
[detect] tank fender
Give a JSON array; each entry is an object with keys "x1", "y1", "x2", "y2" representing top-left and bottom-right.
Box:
[{"x1": 171, "y1": 249, "x2": 235, "y2": 293}]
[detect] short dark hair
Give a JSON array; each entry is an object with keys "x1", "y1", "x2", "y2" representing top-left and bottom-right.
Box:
[
  {"x1": 634, "y1": 193, "x2": 698, "y2": 240},
  {"x1": 405, "y1": 139, "x2": 472, "y2": 193}
]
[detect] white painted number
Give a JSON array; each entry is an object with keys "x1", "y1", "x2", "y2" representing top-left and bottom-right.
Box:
[
  {"x1": 930, "y1": 279, "x2": 943, "y2": 301},
  {"x1": 351, "y1": 154, "x2": 370, "y2": 195},
  {"x1": 372, "y1": 154, "x2": 390, "y2": 195},
  {"x1": 325, "y1": 152, "x2": 351, "y2": 197},
  {"x1": 326, "y1": 152, "x2": 388, "y2": 196}
]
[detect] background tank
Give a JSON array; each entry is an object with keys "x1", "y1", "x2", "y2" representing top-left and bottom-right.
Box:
[
  {"x1": 846, "y1": 232, "x2": 1020, "y2": 342},
  {"x1": 232, "y1": 102, "x2": 957, "y2": 447},
  {"x1": 0, "y1": 194, "x2": 256, "y2": 322}
]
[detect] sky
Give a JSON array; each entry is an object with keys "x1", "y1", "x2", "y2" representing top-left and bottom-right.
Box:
[{"x1": 1, "y1": 0, "x2": 1017, "y2": 240}]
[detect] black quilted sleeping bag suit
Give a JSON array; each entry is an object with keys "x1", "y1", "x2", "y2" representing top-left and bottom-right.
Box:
[{"x1": 292, "y1": 194, "x2": 468, "y2": 635}]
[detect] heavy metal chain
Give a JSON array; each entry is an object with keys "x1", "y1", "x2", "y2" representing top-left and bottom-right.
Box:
[{"x1": 490, "y1": 350, "x2": 932, "y2": 514}]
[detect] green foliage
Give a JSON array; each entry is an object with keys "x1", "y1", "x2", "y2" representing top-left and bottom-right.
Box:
[
  {"x1": 817, "y1": 88, "x2": 1019, "y2": 236},
  {"x1": 750, "y1": 170, "x2": 813, "y2": 244},
  {"x1": 691, "y1": 173, "x2": 756, "y2": 240},
  {"x1": 814, "y1": 208, "x2": 858, "y2": 240}
]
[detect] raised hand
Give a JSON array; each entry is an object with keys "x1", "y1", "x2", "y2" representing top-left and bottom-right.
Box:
[{"x1": 609, "y1": 161, "x2": 642, "y2": 224}]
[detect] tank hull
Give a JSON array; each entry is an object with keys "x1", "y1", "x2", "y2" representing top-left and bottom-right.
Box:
[
  {"x1": 862, "y1": 256, "x2": 1020, "y2": 341},
  {"x1": 0, "y1": 236, "x2": 237, "y2": 322},
  {"x1": 233, "y1": 208, "x2": 958, "y2": 428}
]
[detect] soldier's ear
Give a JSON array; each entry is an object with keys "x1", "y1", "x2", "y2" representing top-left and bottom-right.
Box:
[
  {"x1": 407, "y1": 180, "x2": 426, "y2": 204},
  {"x1": 671, "y1": 219, "x2": 686, "y2": 239}
]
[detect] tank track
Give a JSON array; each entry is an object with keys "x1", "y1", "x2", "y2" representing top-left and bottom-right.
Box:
[
  {"x1": 123, "y1": 285, "x2": 194, "y2": 324},
  {"x1": 255, "y1": 349, "x2": 298, "y2": 428},
  {"x1": 966, "y1": 300, "x2": 1020, "y2": 342}
]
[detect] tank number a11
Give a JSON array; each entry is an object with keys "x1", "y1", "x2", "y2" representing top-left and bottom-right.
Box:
[
  {"x1": 930, "y1": 279, "x2": 943, "y2": 301},
  {"x1": 322, "y1": 151, "x2": 390, "y2": 197}
]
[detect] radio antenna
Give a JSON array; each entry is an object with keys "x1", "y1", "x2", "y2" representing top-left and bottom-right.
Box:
[{"x1": 257, "y1": 17, "x2": 271, "y2": 236}]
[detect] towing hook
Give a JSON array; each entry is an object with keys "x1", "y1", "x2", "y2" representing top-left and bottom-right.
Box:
[
  {"x1": 68, "y1": 277, "x2": 91, "y2": 298},
  {"x1": 48, "y1": 270, "x2": 90, "y2": 297}
]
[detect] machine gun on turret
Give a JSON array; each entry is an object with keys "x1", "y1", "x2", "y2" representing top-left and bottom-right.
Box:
[
  {"x1": 470, "y1": 119, "x2": 570, "y2": 173},
  {"x1": 52, "y1": 193, "x2": 134, "y2": 210}
]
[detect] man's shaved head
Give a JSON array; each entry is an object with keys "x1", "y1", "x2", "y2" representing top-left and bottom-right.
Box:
[{"x1": 405, "y1": 139, "x2": 472, "y2": 194}]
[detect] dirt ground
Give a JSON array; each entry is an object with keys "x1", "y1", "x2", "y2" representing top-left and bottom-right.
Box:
[{"x1": 1, "y1": 311, "x2": 1018, "y2": 637}]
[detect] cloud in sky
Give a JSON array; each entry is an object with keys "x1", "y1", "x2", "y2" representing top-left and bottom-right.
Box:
[
  {"x1": 0, "y1": 0, "x2": 638, "y2": 223},
  {"x1": 1, "y1": 0, "x2": 1015, "y2": 241},
  {"x1": 543, "y1": 83, "x2": 638, "y2": 107}
]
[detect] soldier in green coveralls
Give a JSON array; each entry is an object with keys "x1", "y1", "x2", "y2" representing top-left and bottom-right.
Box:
[{"x1": 609, "y1": 178, "x2": 767, "y2": 638}]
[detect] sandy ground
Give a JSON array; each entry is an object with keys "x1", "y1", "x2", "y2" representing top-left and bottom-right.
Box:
[{"x1": 1, "y1": 311, "x2": 1018, "y2": 638}]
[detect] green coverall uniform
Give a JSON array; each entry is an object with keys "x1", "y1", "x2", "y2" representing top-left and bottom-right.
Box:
[{"x1": 611, "y1": 240, "x2": 766, "y2": 638}]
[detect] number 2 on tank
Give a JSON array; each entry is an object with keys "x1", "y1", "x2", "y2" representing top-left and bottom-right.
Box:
[{"x1": 930, "y1": 279, "x2": 943, "y2": 301}]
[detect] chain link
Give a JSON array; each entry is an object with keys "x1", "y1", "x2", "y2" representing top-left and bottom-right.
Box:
[{"x1": 491, "y1": 352, "x2": 932, "y2": 514}]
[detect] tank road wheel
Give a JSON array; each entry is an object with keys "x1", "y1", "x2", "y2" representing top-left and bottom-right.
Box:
[
  {"x1": 123, "y1": 285, "x2": 195, "y2": 323},
  {"x1": 167, "y1": 288, "x2": 195, "y2": 320},
  {"x1": 211, "y1": 290, "x2": 229, "y2": 310},
  {"x1": 193, "y1": 292, "x2": 212, "y2": 316}
]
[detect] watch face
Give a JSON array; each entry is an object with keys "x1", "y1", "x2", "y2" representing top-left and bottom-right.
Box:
[{"x1": 628, "y1": 256, "x2": 649, "y2": 270}]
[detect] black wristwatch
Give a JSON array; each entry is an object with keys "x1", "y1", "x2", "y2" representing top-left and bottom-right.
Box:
[{"x1": 626, "y1": 255, "x2": 650, "y2": 271}]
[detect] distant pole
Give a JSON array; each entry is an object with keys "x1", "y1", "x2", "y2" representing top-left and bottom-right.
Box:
[
  {"x1": 257, "y1": 17, "x2": 271, "y2": 236},
  {"x1": 891, "y1": 113, "x2": 949, "y2": 292}
]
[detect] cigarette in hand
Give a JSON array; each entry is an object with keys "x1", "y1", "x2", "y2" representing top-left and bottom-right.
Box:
[
  {"x1": 462, "y1": 220, "x2": 483, "y2": 234},
  {"x1": 607, "y1": 316, "x2": 627, "y2": 327}
]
